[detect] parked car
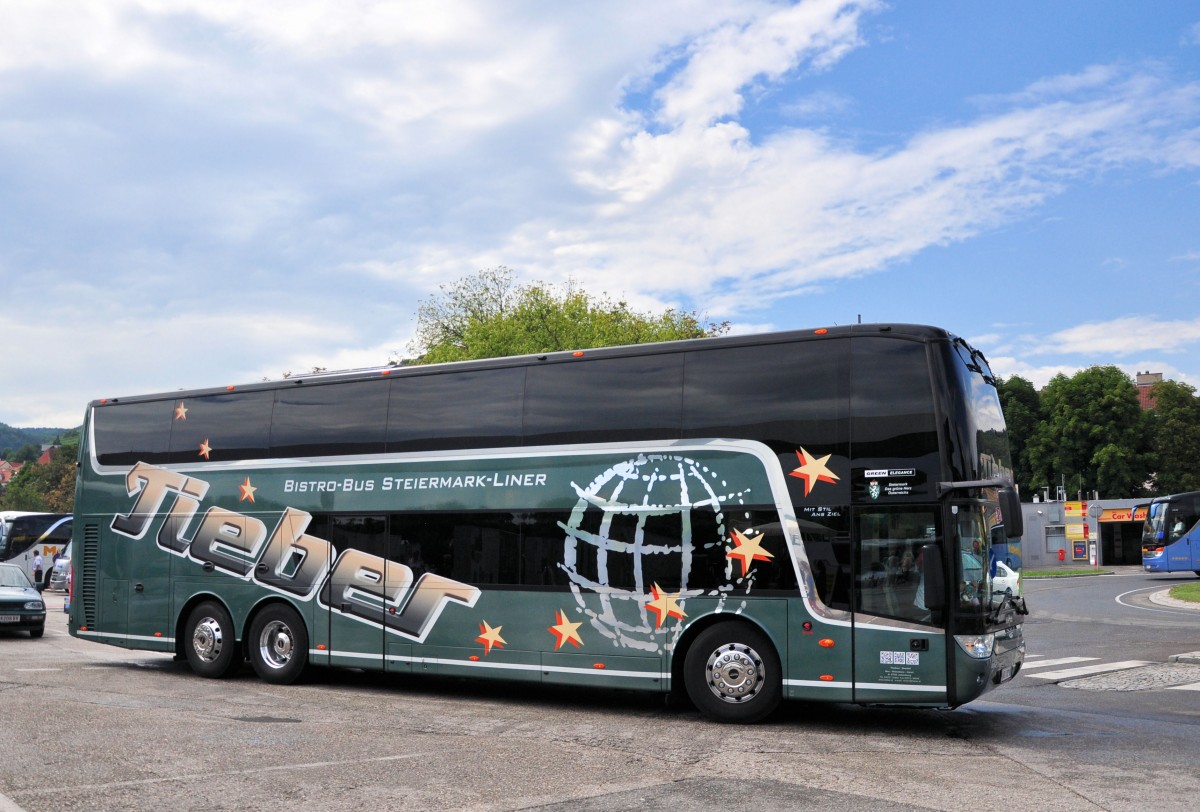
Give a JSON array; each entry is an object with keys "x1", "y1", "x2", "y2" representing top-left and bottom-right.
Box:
[
  {"x1": 992, "y1": 560, "x2": 1021, "y2": 597},
  {"x1": 49, "y1": 543, "x2": 71, "y2": 591},
  {"x1": 0, "y1": 563, "x2": 47, "y2": 638}
]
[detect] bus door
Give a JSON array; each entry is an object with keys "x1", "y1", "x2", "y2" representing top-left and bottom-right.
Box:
[
  {"x1": 321, "y1": 515, "x2": 388, "y2": 670},
  {"x1": 851, "y1": 505, "x2": 950, "y2": 705}
]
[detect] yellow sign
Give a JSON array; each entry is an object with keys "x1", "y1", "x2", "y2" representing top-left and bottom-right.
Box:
[
  {"x1": 1065, "y1": 523, "x2": 1088, "y2": 540},
  {"x1": 1064, "y1": 501, "x2": 1087, "y2": 518},
  {"x1": 1100, "y1": 508, "x2": 1133, "y2": 522}
]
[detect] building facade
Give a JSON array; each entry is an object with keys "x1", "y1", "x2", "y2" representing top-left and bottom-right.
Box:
[{"x1": 1020, "y1": 497, "x2": 1146, "y2": 569}]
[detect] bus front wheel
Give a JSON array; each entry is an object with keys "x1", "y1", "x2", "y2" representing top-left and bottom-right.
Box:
[
  {"x1": 184, "y1": 601, "x2": 240, "y2": 678},
  {"x1": 248, "y1": 604, "x2": 308, "y2": 684},
  {"x1": 683, "y1": 621, "x2": 781, "y2": 724}
]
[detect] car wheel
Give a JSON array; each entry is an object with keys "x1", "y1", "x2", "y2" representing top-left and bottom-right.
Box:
[
  {"x1": 184, "y1": 601, "x2": 240, "y2": 678},
  {"x1": 683, "y1": 621, "x2": 781, "y2": 724},
  {"x1": 30, "y1": 627, "x2": 44, "y2": 639},
  {"x1": 248, "y1": 603, "x2": 308, "y2": 685}
]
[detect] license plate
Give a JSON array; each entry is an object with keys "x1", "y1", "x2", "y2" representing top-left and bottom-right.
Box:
[
  {"x1": 1001, "y1": 666, "x2": 1014, "y2": 682},
  {"x1": 0, "y1": 615, "x2": 19, "y2": 623}
]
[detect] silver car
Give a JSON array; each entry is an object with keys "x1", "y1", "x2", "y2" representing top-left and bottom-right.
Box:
[{"x1": 48, "y1": 544, "x2": 71, "y2": 592}]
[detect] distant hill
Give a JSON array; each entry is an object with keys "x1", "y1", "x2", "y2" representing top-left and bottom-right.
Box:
[{"x1": 0, "y1": 423, "x2": 70, "y2": 456}]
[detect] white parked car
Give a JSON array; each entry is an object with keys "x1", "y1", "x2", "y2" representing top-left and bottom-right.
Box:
[
  {"x1": 49, "y1": 543, "x2": 71, "y2": 592},
  {"x1": 992, "y1": 560, "x2": 1021, "y2": 597}
]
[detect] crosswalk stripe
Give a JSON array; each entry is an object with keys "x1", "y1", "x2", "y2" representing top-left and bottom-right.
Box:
[
  {"x1": 1020, "y1": 656, "x2": 1096, "y2": 670},
  {"x1": 1167, "y1": 682, "x2": 1200, "y2": 692},
  {"x1": 1025, "y1": 660, "x2": 1153, "y2": 680}
]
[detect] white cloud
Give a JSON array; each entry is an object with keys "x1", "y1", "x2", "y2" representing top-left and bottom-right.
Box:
[
  {"x1": 653, "y1": 0, "x2": 876, "y2": 129},
  {"x1": 520, "y1": 63, "x2": 1200, "y2": 317},
  {"x1": 1182, "y1": 22, "x2": 1200, "y2": 47},
  {"x1": 986, "y1": 357, "x2": 1085, "y2": 389},
  {"x1": 2, "y1": 2, "x2": 1199, "y2": 427},
  {"x1": 1040, "y1": 316, "x2": 1200, "y2": 357}
]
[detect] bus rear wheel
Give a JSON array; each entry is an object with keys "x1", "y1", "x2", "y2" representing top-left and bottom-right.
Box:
[
  {"x1": 248, "y1": 604, "x2": 308, "y2": 685},
  {"x1": 683, "y1": 621, "x2": 781, "y2": 724},
  {"x1": 184, "y1": 601, "x2": 240, "y2": 678}
]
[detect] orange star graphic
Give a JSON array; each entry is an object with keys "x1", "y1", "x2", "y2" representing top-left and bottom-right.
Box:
[
  {"x1": 788, "y1": 446, "x2": 840, "y2": 497},
  {"x1": 548, "y1": 609, "x2": 583, "y2": 650},
  {"x1": 174, "y1": 401, "x2": 188, "y2": 420},
  {"x1": 238, "y1": 476, "x2": 256, "y2": 503},
  {"x1": 475, "y1": 620, "x2": 506, "y2": 655},
  {"x1": 726, "y1": 528, "x2": 774, "y2": 577},
  {"x1": 198, "y1": 439, "x2": 212, "y2": 460},
  {"x1": 645, "y1": 583, "x2": 687, "y2": 629}
]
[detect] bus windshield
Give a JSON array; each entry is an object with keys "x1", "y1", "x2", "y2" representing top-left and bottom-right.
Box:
[{"x1": 1142, "y1": 492, "x2": 1200, "y2": 574}]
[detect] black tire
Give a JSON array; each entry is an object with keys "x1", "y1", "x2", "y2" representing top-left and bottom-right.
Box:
[
  {"x1": 30, "y1": 627, "x2": 44, "y2": 639},
  {"x1": 247, "y1": 603, "x2": 308, "y2": 685},
  {"x1": 184, "y1": 601, "x2": 240, "y2": 678},
  {"x1": 683, "y1": 621, "x2": 782, "y2": 724}
]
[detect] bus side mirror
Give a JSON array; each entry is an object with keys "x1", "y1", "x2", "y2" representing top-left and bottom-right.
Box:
[
  {"x1": 921, "y1": 543, "x2": 945, "y2": 612},
  {"x1": 1000, "y1": 487, "x2": 1023, "y2": 539}
]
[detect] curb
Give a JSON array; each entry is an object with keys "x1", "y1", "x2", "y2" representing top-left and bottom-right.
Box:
[{"x1": 1148, "y1": 589, "x2": 1200, "y2": 611}]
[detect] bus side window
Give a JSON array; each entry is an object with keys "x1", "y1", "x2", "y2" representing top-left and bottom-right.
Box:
[
  {"x1": 797, "y1": 507, "x2": 851, "y2": 611},
  {"x1": 1169, "y1": 498, "x2": 1199, "y2": 540}
]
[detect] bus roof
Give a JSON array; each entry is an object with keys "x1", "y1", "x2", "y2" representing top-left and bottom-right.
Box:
[{"x1": 89, "y1": 323, "x2": 962, "y2": 408}]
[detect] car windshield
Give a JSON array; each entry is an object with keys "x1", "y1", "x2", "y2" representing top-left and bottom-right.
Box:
[{"x1": 0, "y1": 565, "x2": 33, "y2": 588}]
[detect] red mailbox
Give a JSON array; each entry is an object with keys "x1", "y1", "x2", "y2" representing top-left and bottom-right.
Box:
[{"x1": 1058, "y1": 549, "x2": 1066, "y2": 562}]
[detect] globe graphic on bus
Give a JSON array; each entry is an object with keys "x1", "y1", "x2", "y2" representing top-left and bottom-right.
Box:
[{"x1": 559, "y1": 453, "x2": 749, "y2": 653}]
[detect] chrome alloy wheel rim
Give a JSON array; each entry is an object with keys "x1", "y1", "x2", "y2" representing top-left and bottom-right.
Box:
[
  {"x1": 192, "y1": 617, "x2": 225, "y2": 663},
  {"x1": 705, "y1": 642, "x2": 765, "y2": 703},
  {"x1": 258, "y1": 620, "x2": 295, "y2": 670}
]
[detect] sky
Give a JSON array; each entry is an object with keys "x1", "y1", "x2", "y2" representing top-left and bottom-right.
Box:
[{"x1": 1, "y1": 0, "x2": 1199, "y2": 429}]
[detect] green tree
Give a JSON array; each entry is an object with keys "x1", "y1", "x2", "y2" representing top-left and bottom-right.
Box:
[
  {"x1": 409, "y1": 268, "x2": 728, "y2": 364},
  {"x1": 1146, "y1": 380, "x2": 1200, "y2": 494},
  {"x1": 997, "y1": 375, "x2": 1040, "y2": 499},
  {"x1": 1025, "y1": 366, "x2": 1151, "y2": 499},
  {"x1": 4, "y1": 443, "x2": 41, "y2": 464},
  {"x1": 0, "y1": 441, "x2": 77, "y2": 512}
]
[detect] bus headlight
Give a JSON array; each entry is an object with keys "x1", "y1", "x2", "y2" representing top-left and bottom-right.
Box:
[{"x1": 954, "y1": 633, "x2": 995, "y2": 659}]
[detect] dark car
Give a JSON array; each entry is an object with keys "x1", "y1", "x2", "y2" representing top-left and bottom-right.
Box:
[{"x1": 0, "y1": 563, "x2": 46, "y2": 638}]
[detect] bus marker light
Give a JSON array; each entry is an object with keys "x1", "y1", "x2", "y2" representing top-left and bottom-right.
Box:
[
  {"x1": 819, "y1": 638, "x2": 835, "y2": 648},
  {"x1": 381, "y1": 369, "x2": 392, "y2": 375},
  {"x1": 154, "y1": 632, "x2": 163, "y2": 637},
  {"x1": 317, "y1": 644, "x2": 327, "y2": 651},
  {"x1": 469, "y1": 655, "x2": 480, "y2": 662},
  {"x1": 820, "y1": 674, "x2": 834, "y2": 681},
  {"x1": 573, "y1": 351, "x2": 585, "y2": 357},
  {"x1": 802, "y1": 621, "x2": 813, "y2": 632},
  {"x1": 593, "y1": 663, "x2": 606, "y2": 669},
  {"x1": 814, "y1": 328, "x2": 828, "y2": 334},
  {"x1": 226, "y1": 386, "x2": 236, "y2": 391}
]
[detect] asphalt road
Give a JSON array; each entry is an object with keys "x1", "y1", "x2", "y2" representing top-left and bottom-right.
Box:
[{"x1": 3, "y1": 583, "x2": 1199, "y2": 812}]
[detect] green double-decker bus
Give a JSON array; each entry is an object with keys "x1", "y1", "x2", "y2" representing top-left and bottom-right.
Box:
[{"x1": 69, "y1": 324, "x2": 1026, "y2": 723}]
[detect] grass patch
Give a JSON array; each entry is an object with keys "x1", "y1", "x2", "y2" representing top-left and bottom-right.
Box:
[
  {"x1": 1169, "y1": 582, "x2": 1200, "y2": 603},
  {"x1": 1024, "y1": 569, "x2": 1112, "y2": 578}
]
